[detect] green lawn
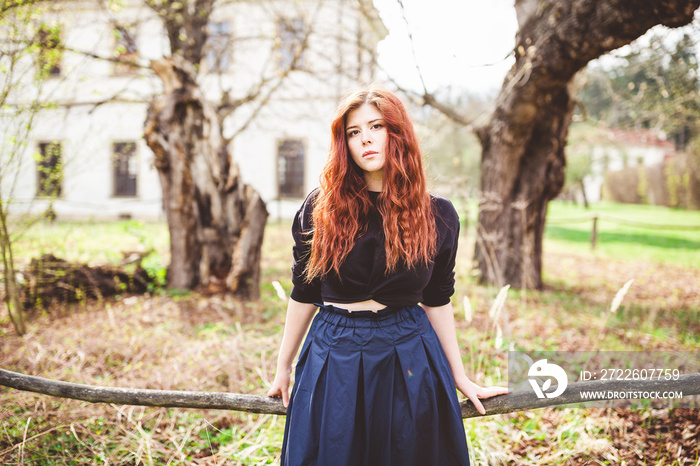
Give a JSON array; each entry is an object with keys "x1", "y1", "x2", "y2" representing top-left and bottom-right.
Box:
[
  {"x1": 9, "y1": 201, "x2": 699, "y2": 270},
  {"x1": 10, "y1": 219, "x2": 170, "y2": 270},
  {"x1": 545, "y1": 201, "x2": 700, "y2": 268}
]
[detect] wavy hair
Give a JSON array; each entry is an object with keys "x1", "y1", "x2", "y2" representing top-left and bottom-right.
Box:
[{"x1": 306, "y1": 86, "x2": 436, "y2": 280}]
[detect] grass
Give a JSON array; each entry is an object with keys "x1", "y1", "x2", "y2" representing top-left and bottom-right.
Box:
[
  {"x1": 1, "y1": 203, "x2": 699, "y2": 465},
  {"x1": 545, "y1": 201, "x2": 700, "y2": 268},
  {"x1": 10, "y1": 219, "x2": 170, "y2": 268}
]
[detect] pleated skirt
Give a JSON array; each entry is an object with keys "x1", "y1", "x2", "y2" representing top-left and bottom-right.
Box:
[{"x1": 281, "y1": 303, "x2": 470, "y2": 466}]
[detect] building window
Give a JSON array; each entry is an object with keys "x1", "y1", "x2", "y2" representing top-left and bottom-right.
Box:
[
  {"x1": 37, "y1": 142, "x2": 63, "y2": 197},
  {"x1": 113, "y1": 142, "x2": 137, "y2": 197},
  {"x1": 36, "y1": 24, "x2": 62, "y2": 77},
  {"x1": 277, "y1": 139, "x2": 305, "y2": 198},
  {"x1": 276, "y1": 17, "x2": 306, "y2": 69},
  {"x1": 205, "y1": 21, "x2": 231, "y2": 72},
  {"x1": 114, "y1": 24, "x2": 138, "y2": 75}
]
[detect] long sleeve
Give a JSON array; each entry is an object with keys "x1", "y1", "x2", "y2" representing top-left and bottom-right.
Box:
[
  {"x1": 289, "y1": 189, "x2": 322, "y2": 304},
  {"x1": 421, "y1": 197, "x2": 460, "y2": 307}
]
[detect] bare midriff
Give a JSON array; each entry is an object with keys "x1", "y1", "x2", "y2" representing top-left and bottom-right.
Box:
[{"x1": 323, "y1": 299, "x2": 386, "y2": 312}]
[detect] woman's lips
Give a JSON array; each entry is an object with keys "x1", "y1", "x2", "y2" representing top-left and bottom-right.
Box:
[{"x1": 362, "y1": 150, "x2": 378, "y2": 157}]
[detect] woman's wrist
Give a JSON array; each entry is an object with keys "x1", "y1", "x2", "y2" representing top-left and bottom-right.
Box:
[
  {"x1": 276, "y1": 359, "x2": 293, "y2": 374},
  {"x1": 453, "y1": 372, "x2": 471, "y2": 387}
]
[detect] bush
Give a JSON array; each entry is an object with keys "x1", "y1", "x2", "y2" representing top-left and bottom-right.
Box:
[{"x1": 603, "y1": 152, "x2": 699, "y2": 209}]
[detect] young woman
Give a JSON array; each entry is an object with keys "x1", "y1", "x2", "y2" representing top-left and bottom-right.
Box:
[{"x1": 267, "y1": 86, "x2": 507, "y2": 466}]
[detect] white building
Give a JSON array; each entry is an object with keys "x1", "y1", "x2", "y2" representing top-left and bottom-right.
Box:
[
  {"x1": 1, "y1": 0, "x2": 386, "y2": 220},
  {"x1": 583, "y1": 128, "x2": 676, "y2": 203}
]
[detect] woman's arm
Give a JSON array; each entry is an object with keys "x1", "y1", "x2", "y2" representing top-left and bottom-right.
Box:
[
  {"x1": 423, "y1": 302, "x2": 509, "y2": 415},
  {"x1": 266, "y1": 298, "x2": 318, "y2": 407}
]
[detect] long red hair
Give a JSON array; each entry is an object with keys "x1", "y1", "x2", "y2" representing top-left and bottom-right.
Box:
[{"x1": 306, "y1": 86, "x2": 436, "y2": 280}]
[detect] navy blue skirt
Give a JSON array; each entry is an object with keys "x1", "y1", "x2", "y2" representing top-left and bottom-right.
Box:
[{"x1": 281, "y1": 304, "x2": 470, "y2": 466}]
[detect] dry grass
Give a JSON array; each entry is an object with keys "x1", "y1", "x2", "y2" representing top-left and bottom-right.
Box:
[
  {"x1": 1, "y1": 221, "x2": 699, "y2": 464},
  {"x1": 1, "y1": 222, "x2": 294, "y2": 465},
  {"x1": 0, "y1": 292, "x2": 288, "y2": 465}
]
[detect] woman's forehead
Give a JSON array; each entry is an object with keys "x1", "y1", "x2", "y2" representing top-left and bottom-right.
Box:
[{"x1": 346, "y1": 103, "x2": 382, "y2": 127}]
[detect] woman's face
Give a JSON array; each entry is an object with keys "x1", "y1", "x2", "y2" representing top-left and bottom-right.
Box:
[{"x1": 345, "y1": 103, "x2": 387, "y2": 190}]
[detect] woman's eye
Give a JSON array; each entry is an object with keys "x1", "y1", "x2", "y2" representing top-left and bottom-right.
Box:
[
  {"x1": 372, "y1": 123, "x2": 383, "y2": 130},
  {"x1": 347, "y1": 130, "x2": 359, "y2": 137}
]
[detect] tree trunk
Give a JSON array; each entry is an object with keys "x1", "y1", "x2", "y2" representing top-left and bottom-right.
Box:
[
  {"x1": 475, "y1": 0, "x2": 700, "y2": 289},
  {"x1": 0, "y1": 200, "x2": 25, "y2": 335},
  {"x1": 144, "y1": 56, "x2": 268, "y2": 299},
  {"x1": 580, "y1": 180, "x2": 589, "y2": 209}
]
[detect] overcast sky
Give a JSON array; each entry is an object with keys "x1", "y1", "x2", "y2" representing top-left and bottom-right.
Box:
[{"x1": 372, "y1": 0, "x2": 519, "y2": 96}]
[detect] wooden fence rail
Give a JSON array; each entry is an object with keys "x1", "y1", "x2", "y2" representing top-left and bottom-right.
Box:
[{"x1": 2, "y1": 369, "x2": 698, "y2": 419}]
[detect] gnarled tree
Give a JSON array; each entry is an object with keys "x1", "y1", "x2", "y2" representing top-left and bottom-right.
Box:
[
  {"x1": 474, "y1": 0, "x2": 700, "y2": 289},
  {"x1": 140, "y1": 0, "x2": 286, "y2": 299},
  {"x1": 144, "y1": 55, "x2": 268, "y2": 299},
  {"x1": 141, "y1": 0, "x2": 323, "y2": 298}
]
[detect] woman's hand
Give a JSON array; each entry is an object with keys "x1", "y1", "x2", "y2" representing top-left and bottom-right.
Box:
[
  {"x1": 422, "y1": 303, "x2": 509, "y2": 415},
  {"x1": 266, "y1": 366, "x2": 292, "y2": 407},
  {"x1": 455, "y1": 375, "x2": 509, "y2": 415}
]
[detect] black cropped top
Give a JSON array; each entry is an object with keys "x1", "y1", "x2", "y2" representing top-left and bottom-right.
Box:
[{"x1": 289, "y1": 188, "x2": 460, "y2": 308}]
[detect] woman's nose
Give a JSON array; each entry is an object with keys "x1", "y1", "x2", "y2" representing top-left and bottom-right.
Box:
[{"x1": 362, "y1": 132, "x2": 372, "y2": 146}]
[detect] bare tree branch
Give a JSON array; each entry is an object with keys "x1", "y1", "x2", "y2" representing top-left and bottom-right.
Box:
[
  {"x1": 383, "y1": 0, "x2": 474, "y2": 128},
  {"x1": 218, "y1": 0, "x2": 320, "y2": 138},
  {"x1": 395, "y1": 0, "x2": 428, "y2": 95},
  {"x1": 379, "y1": 62, "x2": 475, "y2": 128},
  {"x1": 0, "y1": 0, "x2": 50, "y2": 16},
  {"x1": 62, "y1": 45, "x2": 149, "y2": 69}
]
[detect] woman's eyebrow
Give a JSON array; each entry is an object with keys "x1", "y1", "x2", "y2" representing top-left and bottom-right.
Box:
[{"x1": 346, "y1": 119, "x2": 384, "y2": 131}]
